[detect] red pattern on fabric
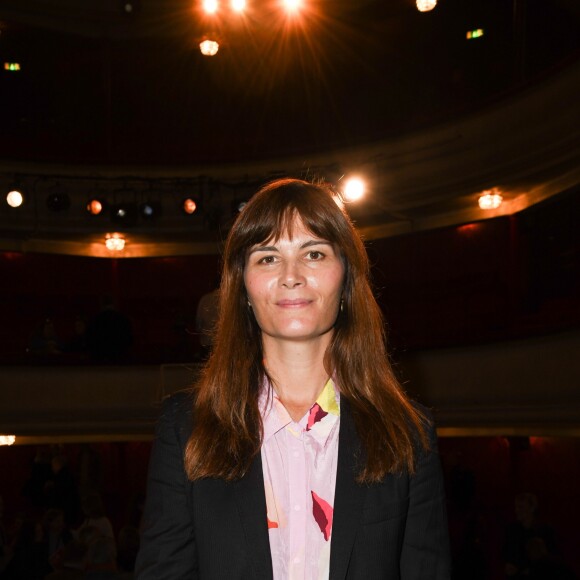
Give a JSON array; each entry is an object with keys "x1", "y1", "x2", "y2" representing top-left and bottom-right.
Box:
[
  {"x1": 267, "y1": 518, "x2": 279, "y2": 529},
  {"x1": 306, "y1": 403, "x2": 328, "y2": 431},
  {"x1": 311, "y1": 490, "x2": 333, "y2": 541}
]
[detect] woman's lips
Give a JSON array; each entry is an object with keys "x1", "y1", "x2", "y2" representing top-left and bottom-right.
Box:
[{"x1": 276, "y1": 299, "x2": 311, "y2": 307}]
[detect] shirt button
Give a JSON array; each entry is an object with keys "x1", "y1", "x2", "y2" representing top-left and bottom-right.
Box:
[
  {"x1": 293, "y1": 557, "x2": 301, "y2": 564},
  {"x1": 293, "y1": 504, "x2": 300, "y2": 511},
  {"x1": 292, "y1": 451, "x2": 299, "y2": 458}
]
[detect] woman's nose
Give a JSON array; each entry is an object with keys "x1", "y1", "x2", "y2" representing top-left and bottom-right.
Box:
[{"x1": 280, "y1": 260, "x2": 305, "y2": 288}]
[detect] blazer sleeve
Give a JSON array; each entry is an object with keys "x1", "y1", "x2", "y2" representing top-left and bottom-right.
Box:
[
  {"x1": 135, "y1": 393, "x2": 199, "y2": 580},
  {"x1": 400, "y1": 422, "x2": 451, "y2": 580}
]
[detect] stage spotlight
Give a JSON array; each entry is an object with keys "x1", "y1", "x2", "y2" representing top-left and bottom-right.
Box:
[
  {"x1": 6, "y1": 190, "x2": 24, "y2": 208},
  {"x1": 140, "y1": 201, "x2": 162, "y2": 220},
  {"x1": 478, "y1": 188, "x2": 503, "y2": 210},
  {"x1": 111, "y1": 203, "x2": 137, "y2": 226},
  {"x1": 416, "y1": 0, "x2": 437, "y2": 12},
  {"x1": 105, "y1": 233, "x2": 125, "y2": 251},
  {"x1": 231, "y1": 0, "x2": 245, "y2": 11},
  {"x1": 282, "y1": 0, "x2": 302, "y2": 13},
  {"x1": 87, "y1": 198, "x2": 106, "y2": 216},
  {"x1": 232, "y1": 199, "x2": 249, "y2": 214},
  {"x1": 200, "y1": 40, "x2": 219, "y2": 56},
  {"x1": 203, "y1": 0, "x2": 218, "y2": 14},
  {"x1": 343, "y1": 177, "x2": 365, "y2": 201},
  {"x1": 119, "y1": 0, "x2": 140, "y2": 15},
  {"x1": 183, "y1": 198, "x2": 201, "y2": 214},
  {"x1": 46, "y1": 192, "x2": 71, "y2": 212}
]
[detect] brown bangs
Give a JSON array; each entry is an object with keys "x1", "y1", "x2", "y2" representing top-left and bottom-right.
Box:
[{"x1": 231, "y1": 179, "x2": 349, "y2": 263}]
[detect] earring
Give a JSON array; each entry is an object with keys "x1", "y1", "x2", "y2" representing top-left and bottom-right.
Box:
[
  {"x1": 340, "y1": 299, "x2": 344, "y2": 313},
  {"x1": 247, "y1": 300, "x2": 252, "y2": 309}
]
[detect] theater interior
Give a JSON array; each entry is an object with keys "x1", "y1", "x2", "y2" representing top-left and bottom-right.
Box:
[{"x1": 0, "y1": 0, "x2": 579, "y2": 577}]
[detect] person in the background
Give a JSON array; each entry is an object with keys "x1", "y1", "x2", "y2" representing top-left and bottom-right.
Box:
[
  {"x1": 195, "y1": 280, "x2": 220, "y2": 360},
  {"x1": 136, "y1": 179, "x2": 450, "y2": 579},
  {"x1": 85, "y1": 537, "x2": 120, "y2": 580},
  {"x1": 0, "y1": 495, "x2": 8, "y2": 574},
  {"x1": 76, "y1": 494, "x2": 114, "y2": 542},
  {"x1": 502, "y1": 492, "x2": 557, "y2": 579},
  {"x1": 86, "y1": 296, "x2": 133, "y2": 363}
]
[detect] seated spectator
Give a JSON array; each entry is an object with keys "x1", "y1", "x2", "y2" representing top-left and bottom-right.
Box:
[
  {"x1": 85, "y1": 537, "x2": 119, "y2": 580},
  {"x1": 526, "y1": 537, "x2": 576, "y2": 580},
  {"x1": 2, "y1": 515, "x2": 50, "y2": 580},
  {"x1": 44, "y1": 540, "x2": 87, "y2": 580},
  {"x1": 86, "y1": 297, "x2": 133, "y2": 363},
  {"x1": 40, "y1": 509, "x2": 72, "y2": 570},
  {"x1": 116, "y1": 526, "x2": 139, "y2": 579},
  {"x1": 0, "y1": 494, "x2": 8, "y2": 574},
  {"x1": 28, "y1": 318, "x2": 63, "y2": 356},
  {"x1": 45, "y1": 453, "x2": 80, "y2": 526},
  {"x1": 76, "y1": 495, "x2": 114, "y2": 542},
  {"x1": 502, "y1": 492, "x2": 557, "y2": 578}
]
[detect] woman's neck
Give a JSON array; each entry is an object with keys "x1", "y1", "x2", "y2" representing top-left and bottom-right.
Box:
[{"x1": 263, "y1": 336, "x2": 331, "y2": 420}]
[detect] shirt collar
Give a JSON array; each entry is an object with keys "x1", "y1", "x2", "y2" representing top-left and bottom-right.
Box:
[{"x1": 260, "y1": 377, "x2": 340, "y2": 444}]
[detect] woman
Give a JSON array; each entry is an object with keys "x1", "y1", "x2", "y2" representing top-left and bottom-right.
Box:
[{"x1": 136, "y1": 178, "x2": 450, "y2": 579}]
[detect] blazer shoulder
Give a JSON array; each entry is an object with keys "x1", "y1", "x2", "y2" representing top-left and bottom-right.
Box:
[{"x1": 158, "y1": 389, "x2": 195, "y2": 441}]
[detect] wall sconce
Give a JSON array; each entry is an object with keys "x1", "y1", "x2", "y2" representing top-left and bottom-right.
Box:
[{"x1": 105, "y1": 233, "x2": 126, "y2": 251}]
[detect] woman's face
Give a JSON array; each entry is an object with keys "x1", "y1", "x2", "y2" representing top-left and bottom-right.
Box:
[{"x1": 244, "y1": 215, "x2": 345, "y2": 347}]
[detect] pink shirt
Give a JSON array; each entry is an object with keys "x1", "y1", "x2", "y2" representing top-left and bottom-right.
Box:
[{"x1": 260, "y1": 378, "x2": 341, "y2": 580}]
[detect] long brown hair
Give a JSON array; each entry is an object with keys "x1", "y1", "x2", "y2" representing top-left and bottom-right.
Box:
[{"x1": 185, "y1": 178, "x2": 428, "y2": 483}]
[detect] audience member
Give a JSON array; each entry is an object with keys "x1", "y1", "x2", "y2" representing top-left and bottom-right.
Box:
[
  {"x1": 44, "y1": 540, "x2": 87, "y2": 580},
  {"x1": 22, "y1": 448, "x2": 53, "y2": 509},
  {"x1": 77, "y1": 446, "x2": 103, "y2": 500},
  {"x1": 63, "y1": 317, "x2": 88, "y2": 356},
  {"x1": 76, "y1": 495, "x2": 114, "y2": 541},
  {"x1": 116, "y1": 526, "x2": 139, "y2": 580},
  {"x1": 44, "y1": 453, "x2": 80, "y2": 526},
  {"x1": 85, "y1": 538, "x2": 119, "y2": 580},
  {"x1": 40, "y1": 509, "x2": 72, "y2": 569},
  {"x1": 526, "y1": 537, "x2": 576, "y2": 580},
  {"x1": 0, "y1": 495, "x2": 8, "y2": 574},
  {"x1": 27, "y1": 318, "x2": 63, "y2": 357},
  {"x1": 195, "y1": 283, "x2": 219, "y2": 360},
  {"x1": 85, "y1": 297, "x2": 133, "y2": 363},
  {"x1": 502, "y1": 492, "x2": 557, "y2": 578},
  {"x1": 1, "y1": 515, "x2": 50, "y2": 579}
]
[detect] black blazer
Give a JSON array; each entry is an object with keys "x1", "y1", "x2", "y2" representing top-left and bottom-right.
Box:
[{"x1": 136, "y1": 391, "x2": 450, "y2": 579}]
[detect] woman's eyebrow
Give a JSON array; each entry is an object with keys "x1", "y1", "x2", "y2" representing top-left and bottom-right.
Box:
[
  {"x1": 300, "y1": 239, "x2": 332, "y2": 249},
  {"x1": 248, "y1": 245, "x2": 278, "y2": 255},
  {"x1": 248, "y1": 239, "x2": 331, "y2": 255}
]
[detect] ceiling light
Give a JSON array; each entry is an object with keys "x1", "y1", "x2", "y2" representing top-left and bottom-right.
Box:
[
  {"x1": 467, "y1": 29, "x2": 484, "y2": 40},
  {"x1": 200, "y1": 40, "x2": 219, "y2": 56},
  {"x1": 0, "y1": 435, "x2": 16, "y2": 446},
  {"x1": 282, "y1": 0, "x2": 302, "y2": 13},
  {"x1": 87, "y1": 198, "x2": 106, "y2": 216},
  {"x1": 343, "y1": 177, "x2": 365, "y2": 201},
  {"x1": 111, "y1": 202, "x2": 137, "y2": 226},
  {"x1": 416, "y1": 0, "x2": 437, "y2": 12},
  {"x1": 6, "y1": 190, "x2": 24, "y2": 208},
  {"x1": 203, "y1": 0, "x2": 219, "y2": 14},
  {"x1": 183, "y1": 198, "x2": 200, "y2": 214},
  {"x1": 140, "y1": 201, "x2": 162, "y2": 219},
  {"x1": 478, "y1": 189, "x2": 503, "y2": 210},
  {"x1": 231, "y1": 0, "x2": 246, "y2": 11},
  {"x1": 105, "y1": 233, "x2": 126, "y2": 251}
]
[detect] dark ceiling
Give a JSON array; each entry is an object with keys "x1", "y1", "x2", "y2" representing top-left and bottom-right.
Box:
[{"x1": 1, "y1": 0, "x2": 579, "y2": 165}]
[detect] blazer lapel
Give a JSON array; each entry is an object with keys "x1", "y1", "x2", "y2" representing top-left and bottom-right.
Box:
[
  {"x1": 329, "y1": 399, "x2": 368, "y2": 580},
  {"x1": 233, "y1": 452, "x2": 274, "y2": 580}
]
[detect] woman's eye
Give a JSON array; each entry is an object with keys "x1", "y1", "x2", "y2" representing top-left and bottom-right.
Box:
[
  {"x1": 258, "y1": 255, "x2": 277, "y2": 265},
  {"x1": 307, "y1": 251, "x2": 324, "y2": 260}
]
